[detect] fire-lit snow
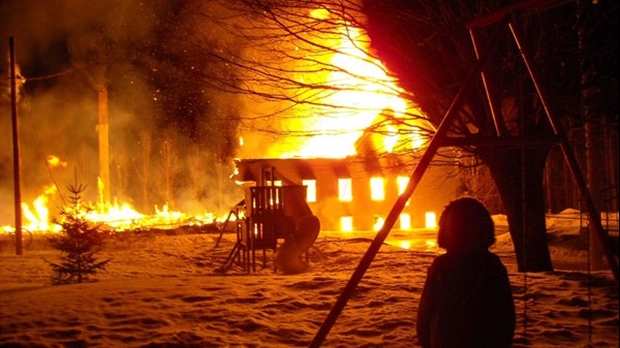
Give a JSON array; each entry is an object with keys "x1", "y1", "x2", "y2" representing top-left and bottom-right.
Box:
[{"x1": 1, "y1": 209, "x2": 618, "y2": 347}]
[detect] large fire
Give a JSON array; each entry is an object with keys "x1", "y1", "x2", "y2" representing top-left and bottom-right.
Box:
[
  {"x1": 274, "y1": 10, "x2": 424, "y2": 159},
  {"x1": 2, "y1": 175, "x2": 219, "y2": 236},
  {"x1": 3, "y1": 12, "x2": 433, "y2": 244}
]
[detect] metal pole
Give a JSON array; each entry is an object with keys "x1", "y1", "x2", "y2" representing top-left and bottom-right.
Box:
[{"x1": 9, "y1": 37, "x2": 23, "y2": 255}]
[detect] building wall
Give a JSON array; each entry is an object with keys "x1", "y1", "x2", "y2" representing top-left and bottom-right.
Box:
[{"x1": 234, "y1": 157, "x2": 463, "y2": 232}]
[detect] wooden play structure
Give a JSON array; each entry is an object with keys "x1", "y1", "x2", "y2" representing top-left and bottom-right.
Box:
[{"x1": 217, "y1": 184, "x2": 320, "y2": 273}]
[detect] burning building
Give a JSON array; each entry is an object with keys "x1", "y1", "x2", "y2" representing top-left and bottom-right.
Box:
[
  {"x1": 2, "y1": 5, "x2": 463, "y2": 254},
  {"x1": 233, "y1": 157, "x2": 461, "y2": 232},
  {"x1": 232, "y1": 118, "x2": 463, "y2": 233},
  {"x1": 226, "y1": 114, "x2": 463, "y2": 273},
  {"x1": 230, "y1": 12, "x2": 464, "y2": 235}
]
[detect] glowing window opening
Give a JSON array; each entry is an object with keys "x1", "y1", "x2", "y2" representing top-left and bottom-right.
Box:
[
  {"x1": 425, "y1": 211, "x2": 437, "y2": 229},
  {"x1": 338, "y1": 178, "x2": 352, "y2": 202},
  {"x1": 370, "y1": 177, "x2": 385, "y2": 201},
  {"x1": 400, "y1": 213, "x2": 411, "y2": 230},
  {"x1": 341, "y1": 216, "x2": 353, "y2": 232},
  {"x1": 302, "y1": 180, "x2": 317, "y2": 203}
]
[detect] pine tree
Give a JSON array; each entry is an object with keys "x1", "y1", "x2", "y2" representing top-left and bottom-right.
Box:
[{"x1": 45, "y1": 183, "x2": 111, "y2": 285}]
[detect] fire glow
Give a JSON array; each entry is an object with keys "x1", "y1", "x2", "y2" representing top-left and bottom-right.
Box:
[
  {"x1": 3, "y1": 182, "x2": 218, "y2": 235},
  {"x1": 234, "y1": 12, "x2": 439, "y2": 238},
  {"x1": 274, "y1": 10, "x2": 423, "y2": 159},
  {"x1": 4, "y1": 14, "x2": 434, "y2": 246}
]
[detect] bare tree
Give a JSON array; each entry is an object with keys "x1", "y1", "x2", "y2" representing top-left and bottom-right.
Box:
[
  {"x1": 159, "y1": 132, "x2": 179, "y2": 209},
  {"x1": 136, "y1": 131, "x2": 152, "y2": 212},
  {"x1": 190, "y1": 0, "x2": 434, "y2": 158},
  {"x1": 361, "y1": 0, "x2": 560, "y2": 272},
  {"x1": 187, "y1": 0, "x2": 550, "y2": 270},
  {"x1": 111, "y1": 147, "x2": 129, "y2": 202},
  {"x1": 362, "y1": 0, "x2": 618, "y2": 271},
  {"x1": 182, "y1": 0, "x2": 617, "y2": 272},
  {"x1": 578, "y1": 0, "x2": 619, "y2": 268}
]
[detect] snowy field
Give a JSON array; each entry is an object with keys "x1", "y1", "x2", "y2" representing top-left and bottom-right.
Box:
[{"x1": 1, "y1": 209, "x2": 618, "y2": 347}]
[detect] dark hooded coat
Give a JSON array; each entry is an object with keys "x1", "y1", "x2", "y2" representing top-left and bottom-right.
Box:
[{"x1": 416, "y1": 248, "x2": 516, "y2": 348}]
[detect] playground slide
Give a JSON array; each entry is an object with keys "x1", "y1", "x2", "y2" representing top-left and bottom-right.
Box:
[{"x1": 274, "y1": 187, "x2": 321, "y2": 274}]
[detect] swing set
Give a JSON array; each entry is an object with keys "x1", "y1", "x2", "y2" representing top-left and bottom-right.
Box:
[{"x1": 309, "y1": 0, "x2": 618, "y2": 346}]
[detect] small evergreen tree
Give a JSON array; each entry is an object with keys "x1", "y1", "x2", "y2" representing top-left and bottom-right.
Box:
[{"x1": 45, "y1": 183, "x2": 111, "y2": 285}]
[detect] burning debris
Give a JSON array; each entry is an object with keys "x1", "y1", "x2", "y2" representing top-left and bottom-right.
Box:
[{"x1": 1, "y1": 181, "x2": 225, "y2": 255}]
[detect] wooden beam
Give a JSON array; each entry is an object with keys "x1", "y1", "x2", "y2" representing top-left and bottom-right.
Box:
[
  {"x1": 442, "y1": 136, "x2": 557, "y2": 147},
  {"x1": 466, "y1": 0, "x2": 572, "y2": 29}
]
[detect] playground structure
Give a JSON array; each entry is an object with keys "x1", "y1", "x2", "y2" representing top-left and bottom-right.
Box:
[{"x1": 218, "y1": 184, "x2": 320, "y2": 274}]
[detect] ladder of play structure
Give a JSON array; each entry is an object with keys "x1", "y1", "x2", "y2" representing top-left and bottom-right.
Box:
[{"x1": 218, "y1": 185, "x2": 320, "y2": 273}]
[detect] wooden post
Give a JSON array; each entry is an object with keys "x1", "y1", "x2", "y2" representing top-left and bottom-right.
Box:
[
  {"x1": 9, "y1": 37, "x2": 23, "y2": 256},
  {"x1": 95, "y1": 84, "x2": 111, "y2": 204}
]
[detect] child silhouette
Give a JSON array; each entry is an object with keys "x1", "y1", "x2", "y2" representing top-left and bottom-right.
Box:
[{"x1": 417, "y1": 197, "x2": 515, "y2": 348}]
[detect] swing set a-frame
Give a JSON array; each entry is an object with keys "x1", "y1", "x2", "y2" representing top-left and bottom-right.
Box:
[{"x1": 309, "y1": 0, "x2": 618, "y2": 346}]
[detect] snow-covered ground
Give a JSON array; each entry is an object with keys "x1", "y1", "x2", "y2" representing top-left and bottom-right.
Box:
[{"x1": 1, "y1": 209, "x2": 618, "y2": 347}]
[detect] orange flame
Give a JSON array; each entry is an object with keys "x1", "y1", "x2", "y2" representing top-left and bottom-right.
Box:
[
  {"x1": 276, "y1": 12, "x2": 421, "y2": 158},
  {"x1": 20, "y1": 185, "x2": 60, "y2": 232},
  {"x1": 3, "y1": 181, "x2": 223, "y2": 235},
  {"x1": 46, "y1": 155, "x2": 67, "y2": 168}
]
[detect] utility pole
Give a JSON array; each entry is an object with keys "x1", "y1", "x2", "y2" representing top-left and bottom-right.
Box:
[
  {"x1": 9, "y1": 37, "x2": 23, "y2": 255},
  {"x1": 94, "y1": 84, "x2": 111, "y2": 204}
]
